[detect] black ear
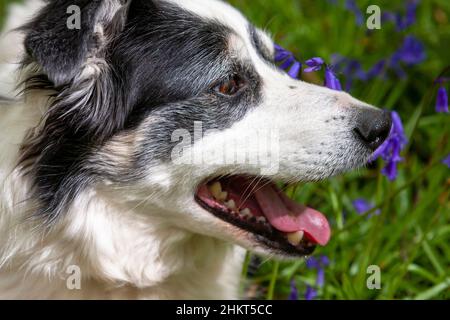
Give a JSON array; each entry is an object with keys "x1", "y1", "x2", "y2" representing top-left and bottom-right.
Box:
[{"x1": 23, "y1": 0, "x2": 129, "y2": 86}]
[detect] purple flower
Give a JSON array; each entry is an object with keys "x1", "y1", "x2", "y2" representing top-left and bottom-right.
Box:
[
  {"x1": 306, "y1": 255, "x2": 330, "y2": 290},
  {"x1": 332, "y1": 36, "x2": 426, "y2": 86},
  {"x1": 289, "y1": 280, "x2": 299, "y2": 300},
  {"x1": 436, "y1": 86, "x2": 449, "y2": 113},
  {"x1": 278, "y1": 56, "x2": 294, "y2": 69},
  {"x1": 352, "y1": 198, "x2": 381, "y2": 216},
  {"x1": 352, "y1": 199, "x2": 372, "y2": 214},
  {"x1": 387, "y1": 36, "x2": 425, "y2": 79},
  {"x1": 304, "y1": 286, "x2": 317, "y2": 300},
  {"x1": 304, "y1": 57, "x2": 325, "y2": 73},
  {"x1": 345, "y1": 0, "x2": 364, "y2": 26},
  {"x1": 275, "y1": 44, "x2": 342, "y2": 90},
  {"x1": 320, "y1": 255, "x2": 330, "y2": 266},
  {"x1": 405, "y1": 0, "x2": 420, "y2": 27},
  {"x1": 324, "y1": 67, "x2": 342, "y2": 91},
  {"x1": 397, "y1": 0, "x2": 420, "y2": 31},
  {"x1": 382, "y1": 1, "x2": 419, "y2": 31},
  {"x1": 341, "y1": 60, "x2": 367, "y2": 90},
  {"x1": 347, "y1": 60, "x2": 367, "y2": 80},
  {"x1": 443, "y1": 154, "x2": 450, "y2": 168},
  {"x1": 274, "y1": 44, "x2": 302, "y2": 79},
  {"x1": 306, "y1": 256, "x2": 319, "y2": 269},
  {"x1": 366, "y1": 60, "x2": 387, "y2": 79},
  {"x1": 372, "y1": 111, "x2": 407, "y2": 181},
  {"x1": 306, "y1": 255, "x2": 330, "y2": 270},
  {"x1": 330, "y1": 56, "x2": 386, "y2": 90},
  {"x1": 306, "y1": 255, "x2": 329, "y2": 269},
  {"x1": 316, "y1": 268, "x2": 325, "y2": 288},
  {"x1": 393, "y1": 35, "x2": 426, "y2": 66},
  {"x1": 288, "y1": 62, "x2": 302, "y2": 79},
  {"x1": 382, "y1": 11, "x2": 397, "y2": 24},
  {"x1": 274, "y1": 44, "x2": 290, "y2": 62}
]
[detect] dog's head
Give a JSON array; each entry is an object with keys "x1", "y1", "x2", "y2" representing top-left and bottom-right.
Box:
[{"x1": 21, "y1": 0, "x2": 391, "y2": 258}]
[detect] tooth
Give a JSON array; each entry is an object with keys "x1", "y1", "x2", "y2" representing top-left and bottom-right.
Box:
[
  {"x1": 257, "y1": 216, "x2": 267, "y2": 224},
  {"x1": 217, "y1": 191, "x2": 228, "y2": 202},
  {"x1": 209, "y1": 182, "x2": 222, "y2": 199},
  {"x1": 240, "y1": 208, "x2": 252, "y2": 219},
  {"x1": 287, "y1": 231, "x2": 304, "y2": 246},
  {"x1": 225, "y1": 199, "x2": 236, "y2": 210}
]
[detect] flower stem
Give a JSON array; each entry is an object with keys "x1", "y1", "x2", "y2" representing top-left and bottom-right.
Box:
[
  {"x1": 240, "y1": 251, "x2": 251, "y2": 296},
  {"x1": 334, "y1": 155, "x2": 444, "y2": 236},
  {"x1": 267, "y1": 261, "x2": 280, "y2": 300},
  {"x1": 405, "y1": 65, "x2": 450, "y2": 144}
]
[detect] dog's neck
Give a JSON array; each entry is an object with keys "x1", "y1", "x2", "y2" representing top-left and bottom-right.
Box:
[{"x1": 0, "y1": 182, "x2": 244, "y2": 299}]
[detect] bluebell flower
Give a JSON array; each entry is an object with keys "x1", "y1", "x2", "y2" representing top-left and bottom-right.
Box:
[
  {"x1": 382, "y1": 0, "x2": 419, "y2": 31},
  {"x1": 279, "y1": 56, "x2": 295, "y2": 70},
  {"x1": 372, "y1": 111, "x2": 407, "y2": 181},
  {"x1": 274, "y1": 44, "x2": 343, "y2": 90},
  {"x1": 288, "y1": 62, "x2": 302, "y2": 79},
  {"x1": 345, "y1": 0, "x2": 364, "y2": 26},
  {"x1": 443, "y1": 154, "x2": 450, "y2": 168},
  {"x1": 320, "y1": 255, "x2": 330, "y2": 266},
  {"x1": 331, "y1": 35, "x2": 426, "y2": 86},
  {"x1": 316, "y1": 268, "x2": 325, "y2": 288},
  {"x1": 306, "y1": 255, "x2": 329, "y2": 269},
  {"x1": 405, "y1": 0, "x2": 420, "y2": 27},
  {"x1": 393, "y1": 35, "x2": 426, "y2": 66},
  {"x1": 352, "y1": 198, "x2": 381, "y2": 216},
  {"x1": 303, "y1": 57, "x2": 343, "y2": 91},
  {"x1": 304, "y1": 286, "x2": 317, "y2": 300},
  {"x1": 274, "y1": 44, "x2": 291, "y2": 62},
  {"x1": 324, "y1": 67, "x2": 342, "y2": 91},
  {"x1": 274, "y1": 44, "x2": 302, "y2": 79},
  {"x1": 342, "y1": 59, "x2": 367, "y2": 90},
  {"x1": 366, "y1": 60, "x2": 387, "y2": 79},
  {"x1": 329, "y1": 55, "x2": 365, "y2": 90},
  {"x1": 289, "y1": 280, "x2": 299, "y2": 300},
  {"x1": 347, "y1": 60, "x2": 367, "y2": 80},
  {"x1": 306, "y1": 255, "x2": 329, "y2": 292},
  {"x1": 388, "y1": 36, "x2": 426, "y2": 79},
  {"x1": 436, "y1": 86, "x2": 449, "y2": 113},
  {"x1": 381, "y1": 12, "x2": 397, "y2": 25},
  {"x1": 397, "y1": 0, "x2": 420, "y2": 31},
  {"x1": 304, "y1": 57, "x2": 325, "y2": 73}
]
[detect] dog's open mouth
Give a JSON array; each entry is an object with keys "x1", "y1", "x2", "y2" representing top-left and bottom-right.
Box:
[{"x1": 195, "y1": 176, "x2": 331, "y2": 256}]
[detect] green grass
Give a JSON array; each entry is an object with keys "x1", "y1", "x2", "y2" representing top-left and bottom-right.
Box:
[{"x1": 1, "y1": 0, "x2": 449, "y2": 300}]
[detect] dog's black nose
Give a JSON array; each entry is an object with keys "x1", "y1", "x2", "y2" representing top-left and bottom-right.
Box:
[{"x1": 354, "y1": 109, "x2": 392, "y2": 151}]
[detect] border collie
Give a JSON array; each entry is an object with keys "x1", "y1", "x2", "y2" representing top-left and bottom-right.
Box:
[{"x1": 0, "y1": 0, "x2": 391, "y2": 299}]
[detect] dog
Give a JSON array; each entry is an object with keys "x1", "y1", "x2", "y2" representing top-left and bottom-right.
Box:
[{"x1": 0, "y1": 0, "x2": 391, "y2": 299}]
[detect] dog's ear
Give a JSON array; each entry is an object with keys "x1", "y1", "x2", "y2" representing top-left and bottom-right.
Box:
[{"x1": 23, "y1": 0, "x2": 130, "y2": 86}]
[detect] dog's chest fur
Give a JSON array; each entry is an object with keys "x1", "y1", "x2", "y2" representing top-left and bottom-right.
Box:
[{"x1": 0, "y1": 103, "x2": 243, "y2": 299}]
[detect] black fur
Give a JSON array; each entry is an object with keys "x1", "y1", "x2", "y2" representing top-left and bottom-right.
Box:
[
  {"x1": 249, "y1": 25, "x2": 274, "y2": 63},
  {"x1": 24, "y1": 0, "x2": 105, "y2": 86},
  {"x1": 19, "y1": 0, "x2": 264, "y2": 222}
]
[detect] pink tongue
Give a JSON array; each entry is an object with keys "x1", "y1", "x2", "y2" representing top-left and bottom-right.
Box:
[{"x1": 254, "y1": 185, "x2": 331, "y2": 246}]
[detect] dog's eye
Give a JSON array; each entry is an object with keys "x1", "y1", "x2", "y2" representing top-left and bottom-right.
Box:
[{"x1": 214, "y1": 75, "x2": 246, "y2": 96}]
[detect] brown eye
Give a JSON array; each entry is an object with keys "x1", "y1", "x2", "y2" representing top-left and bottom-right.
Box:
[{"x1": 215, "y1": 75, "x2": 246, "y2": 96}]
